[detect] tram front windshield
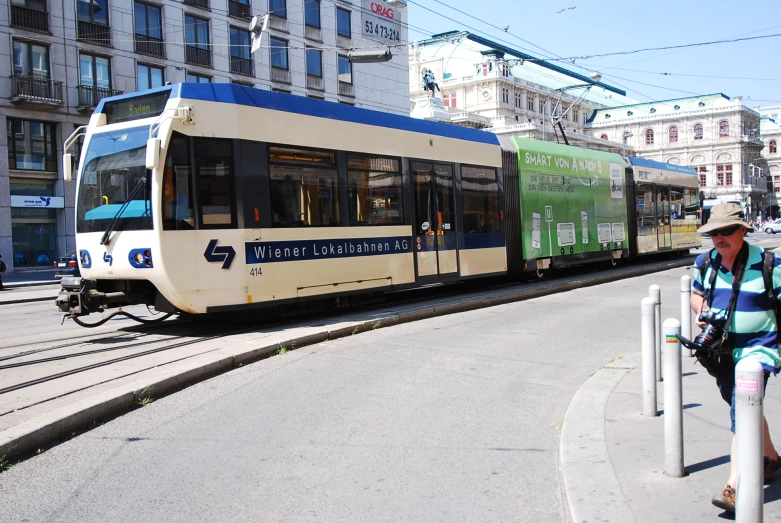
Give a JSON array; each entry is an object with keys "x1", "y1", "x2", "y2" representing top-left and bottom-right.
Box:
[{"x1": 76, "y1": 126, "x2": 152, "y2": 234}]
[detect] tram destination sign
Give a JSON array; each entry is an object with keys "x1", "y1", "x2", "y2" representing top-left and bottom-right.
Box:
[
  {"x1": 103, "y1": 91, "x2": 170, "y2": 124},
  {"x1": 361, "y1": 0, "x2": 402, "y2": 44}
]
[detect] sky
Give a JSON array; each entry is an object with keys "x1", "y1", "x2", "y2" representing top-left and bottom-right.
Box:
[{"x1": 405, "y1": 0, "x2": 781, "y2": 109}]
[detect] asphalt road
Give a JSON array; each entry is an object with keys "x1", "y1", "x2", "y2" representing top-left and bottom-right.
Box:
[{"x1": 2, "y1": 234, "x2": 781, "y2": 522}]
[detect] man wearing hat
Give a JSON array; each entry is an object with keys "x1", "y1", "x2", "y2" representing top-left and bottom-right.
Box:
[{"x1": 691, "y1": 203, "x2": 781, "y2": 512}]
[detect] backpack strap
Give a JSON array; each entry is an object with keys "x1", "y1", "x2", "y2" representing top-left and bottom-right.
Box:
[
  {"x1": 762, "y1": 249, "x2": 781, "y2": 330},
  {"x1": 699, "y1": 248, "x2": 720, "y2": 304}
]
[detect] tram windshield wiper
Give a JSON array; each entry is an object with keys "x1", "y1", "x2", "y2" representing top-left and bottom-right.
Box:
[{"x1": 100, "y1": 177, "x2": 148, "y2": 245}]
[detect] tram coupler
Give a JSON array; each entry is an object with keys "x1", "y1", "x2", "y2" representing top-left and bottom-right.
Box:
[{"x1": 57, "y1": 277, "x2": 101, "y2": 316}]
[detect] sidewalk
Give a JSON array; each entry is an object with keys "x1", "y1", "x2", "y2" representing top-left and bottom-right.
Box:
[{"x1": 561, "y1": 350, "x2": 781, "y2": 522}]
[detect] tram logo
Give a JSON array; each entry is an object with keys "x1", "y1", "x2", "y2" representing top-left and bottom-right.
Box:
[
  {"x1": 103, "y1": 252, "x2": 113, "y2": 266},
  {"x1": 204, "y1": 239, "x2": 236, "y2": 270}
]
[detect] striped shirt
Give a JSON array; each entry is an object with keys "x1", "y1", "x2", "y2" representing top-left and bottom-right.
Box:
[{"x1": 692, "y1": 242, "x2": 781, "y2": 370}]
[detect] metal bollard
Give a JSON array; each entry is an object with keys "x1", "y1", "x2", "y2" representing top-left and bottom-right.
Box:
[
  {"x1": 681, "y1": 276, "x2": 693, "y2": 357},
  {"x1": 736, "y1": 358, "x2": 764, "y2": 522},
  {"x1": 641, "y1": 297, "x2": 658, "y2": 416},
  {"x1": 663, "y1": 318, "x2": 684, "y2": 478},
  {"x1": 650, "y1": 285, "x2": 662, "y2": 381}
]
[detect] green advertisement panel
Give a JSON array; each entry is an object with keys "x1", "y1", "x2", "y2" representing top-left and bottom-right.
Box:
[{"x1": 513, "y1": 138, "x2": 628, "y2": 262}]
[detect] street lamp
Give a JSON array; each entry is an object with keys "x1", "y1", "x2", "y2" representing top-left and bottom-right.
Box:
[{"x1": 622, "y1": 129, "x2": 634, "y2": 157}]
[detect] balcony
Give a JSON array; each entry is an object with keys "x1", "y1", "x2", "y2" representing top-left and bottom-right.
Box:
[
  {"x1": 11, "y1": 0, "x2": 49, "y2": 32},
  {"x1": 135, "y1": 34, "x2": 165, "y2": 57},
  {"x1": 11, "y1": 76, "x2": 63, "y2": 108},
  {"x1": 230, "y1": 56, "x2": 253, "y2": 76},
  {"x1": 268, "y1": 14, "x2": 288, "y2": 32},
  {"x1": 338, "y1": 81, "x2": 354, "y2": 97},
  {"x1": 77, "y1": 85, "x2": 123, "y2": 110},
  {"x1": 77, "y1": 20, "x2": 111, "y2": 46},
  {"x1": 185, "y1": 45, "x2": 212, "y2": 67},
  {"x1": 271, "y1": 67, "x2": 291, "y2": 84},
  {"x1": 306, "y1": 75, "x2": 324, "y2": 91},
  {"x1": 228, "y1": 0, "x2": 251, "y2": 20},
  {"x1": 183, "y1": 0, "x2": 209, "y2": 8},
  {"x1": 304, "y1": 25, "x2": 322, "y2": 42}
]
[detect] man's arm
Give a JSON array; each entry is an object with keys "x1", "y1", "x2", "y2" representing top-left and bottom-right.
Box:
[{"x1": 691, "y1": 292, "x2": 706, "y2": 328}]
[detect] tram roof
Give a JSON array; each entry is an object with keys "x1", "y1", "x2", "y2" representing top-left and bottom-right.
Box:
[
  {"x1": 627, "y1": 156, "x2": 697, "y2": 175},
  {"x1": 95, "y1": 83, "x2": 500, "y2": 147}
]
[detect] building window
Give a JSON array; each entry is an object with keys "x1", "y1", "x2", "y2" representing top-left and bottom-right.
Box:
[
  {"x1": 79, "y1": 53, "x2": 112, "y2": 105},
  {"x1": 695, "y1": 166, "x2": 707, "y2": 187},
  {"x1": 186, "y1": 72, "x2": 210, "y2": 82},
  {"x1": 502, "y1": 88, "x2": 509, "y2": 104},
  {"x1": 527, "y1": 95, "x2": 534, "y2": 111},
  {"x1": 694, "y1": 123, "x2": 703, "y2": 140},
  {"x1": 538, "y1": 99, "x2": 545, "y2": 113},
  {"x1": 269, "y1": 0, "x2": 286, "y2": 17},
  {"x1": 137, "y1": 63, "x2": 164, "y2": 89},
  {"x1": 500, "y1": 63, "x2": 510, "y2": 77},
  {"x1": 270, "y1": 36, "x2": 288, "y2": 69},
  {"x1": 775, "y1": 175, "x2": 781, "y2": 193},
  {"x1": 336, "y1": 7, "x2": 351, "y2": 37},
  {"x1": 443, "y1": 92, "x2": 457, "y2": 108},
  {"x1": 134, "y1": 2, "x2": 163, "y2": 56},
  {"x1": 669, "y1": 126, "x2": 678, "y2": 143},
  {"x1": 269, "y1": 146, "x2": 339, "y2": 227},
  {"x1": 645, "y1": 129, "x2": 654, "y2": 145},
  {"x1": 185, "y1": 15, "x2": 209, "y2": 49},
  {"x1": 306, "y1": 47, "x2": 322, "y2": 77},
  {"x1": 347, "y1": 154, "x2": 403, "y2": 225},
  {"x1": 600, "y1": 134, "x2": 608, "y2": 140},
  {"x1": 771, "y1": 140, "x2": 778, "y2": 154},
  {"x1": 304, "y1": 0, "x2": 320, "y2": 28},
  {"x1": 716, "y1": 164, "x2": 725, "y2": 186},
  {"x1": 716, "y1": 164, "x2": 733, "y2": 186},
  {"x1": 77, "y1": 0, "x2": 108, "y2": 24},
  {"x1": 230, "y1": 26, "x2": 253, "y2": 75},
  {"x1": 719, "y1": 120, "x2": 729, "y2": 138},
  {"x1": 7, "y1": 119, "x2": 57, "y2": 171},
  {"x1": 338, "y1": 54, "x2": 352, "y2": 84},
  {"x1": 13, "y1": 41, "x2": 50, "y2": 80},
  {"x1": 514, "y1": 92, "x2": 521, "y2": 109}
]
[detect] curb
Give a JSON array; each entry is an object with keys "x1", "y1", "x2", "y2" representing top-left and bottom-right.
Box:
[
  {"x1": 0, "y1": 258, "x2": 691, "y2": 462},
  {"x1": 559, "y1": 352, "x2": 642, "y2": 523},
  {"x1": 0, "y1": 294, "x2": 56, "y2": 305}
]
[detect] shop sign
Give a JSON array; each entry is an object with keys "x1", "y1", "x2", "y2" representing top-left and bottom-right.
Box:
[
  {"x1": 361, "y1": 0, "x2": 402, "y2": 44},
  {"x1": 10, "y1": 195, "x2": 65, "y2": 209}
]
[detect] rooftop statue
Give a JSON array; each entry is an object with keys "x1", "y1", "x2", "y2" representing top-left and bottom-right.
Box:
[{"x1": 422, "y1": 69, "x2": 440, "y2": 97}]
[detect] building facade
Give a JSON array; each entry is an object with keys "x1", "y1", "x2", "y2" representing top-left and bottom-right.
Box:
[
  {"x1": 759, "y1": 106, "x2": 781, "y2": 217},
  {"x1": 1, "y1": 0, "x2": 409, "y2": 271},
  {"x1": 586, "y1": 94, "x2": 767, "y2": 219},
  {"x1": 408, "y1": 31, "x2": 635, "y2": 148}
]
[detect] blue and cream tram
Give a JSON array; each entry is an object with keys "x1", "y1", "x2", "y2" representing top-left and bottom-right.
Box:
[{"x1": 58, "y1": 83, "x2": 507, "y2": 320}]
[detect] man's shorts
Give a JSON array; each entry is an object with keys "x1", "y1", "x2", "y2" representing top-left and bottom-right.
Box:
[{"x1": 717, "y1": 369, "x2": 771, "y2": 433}]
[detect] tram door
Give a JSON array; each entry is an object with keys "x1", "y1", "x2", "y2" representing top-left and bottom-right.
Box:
[
  {"x1": 412, "y1": 162, "x2": 458, "y2": 278},
  {"x1": 656, "y1": 185, "x2": 672, "y2": 249}
]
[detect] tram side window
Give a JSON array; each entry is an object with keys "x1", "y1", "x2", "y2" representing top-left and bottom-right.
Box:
[
  {"x1": 269, "y1": 146, "x2": 339, "y2": 227},
  {"x1": 461, "y1": 166, "x2": 499, "y2": 233},
  {"x1": 684, "y1": 188, "x2": 699, "y2": 220},
  {"x1": 670, "y1": 187, "x2": 683, "y2": 220},
  {"x1": 195, "y1": 138, "x2": 236, "y2": 228},
  {"x1": 347, "y1": 154, "x2": 403, "y2": 226},
  {"x1": 162, "y1": 133, "x2": 194, "y2": 230},
  {"x1": 636, "y1": 183, "x2": 654, "y2": 229}
]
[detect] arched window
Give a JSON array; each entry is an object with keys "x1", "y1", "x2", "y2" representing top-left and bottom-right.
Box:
[
  {"x1": 694, "y1": 123, "x2": 703, "y2": 140},
  {"x1": 669, "y1": 126, "x2": 678, "y2": 143},
  {"x1": 600, "y1": 134, "x2": 608, "y2": 140},
  {"x1": 770, "y1": 140, "x2": 778, "y2": 154},
  {"x1": 645, "y1": 128, "x2": 654, "y2": 145},
  {"x1": 719, "y1": 120, "x2": 729, "y2": 138}
]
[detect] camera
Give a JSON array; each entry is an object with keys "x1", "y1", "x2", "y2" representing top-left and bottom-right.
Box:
[{"x1": 678, "y1": 310, "x2": 729, "y2": 353}]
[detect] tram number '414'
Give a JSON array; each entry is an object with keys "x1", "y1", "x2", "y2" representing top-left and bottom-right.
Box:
[
  {"x1": 249, "y1": 267, "x2": 262, "y2": 277},
  {"x1": 364, "y1": 20, "x2": 401, "y2": 42}
]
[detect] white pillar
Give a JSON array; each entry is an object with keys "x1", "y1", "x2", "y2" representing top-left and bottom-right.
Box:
[
  {"x1": 681, "y1": 276, "x2": 693, "y2": 357},
  {"x1": 663, "y1": 318, "x2": 684, "y2": 478},
  {"x1": 642, "y1": 297, "x2": 657, "y2": 417},
  {"x1": 650, "y1": 284, "x2": 662, "y2": 381},
  {"x1": 736, "y1": 358, "x2": 764, "y2": 523}
]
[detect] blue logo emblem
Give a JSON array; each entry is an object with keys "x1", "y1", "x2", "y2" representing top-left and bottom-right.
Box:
[
  {"x1": 40, "y1": 196, "x2": 51, "y2": 206},
  {"x1": 103, "y1": 252, "x2": 113, "y2": 266},
  {"x1": 204, "y1": 240, "x2": 235, "y2": 269}
]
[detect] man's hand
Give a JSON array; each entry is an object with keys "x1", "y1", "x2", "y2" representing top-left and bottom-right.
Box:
[{"x1": 691, "y1": 293, "x2": 707, "y2": 328}]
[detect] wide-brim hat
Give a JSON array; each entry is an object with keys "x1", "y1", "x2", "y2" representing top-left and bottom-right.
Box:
[{"x1": 698, "y1": 203, "x2": 754, "y2": 234}]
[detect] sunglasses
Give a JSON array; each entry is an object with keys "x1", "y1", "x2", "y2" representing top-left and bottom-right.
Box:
[{"x1": 705, "y1": 225, "x2": 742, "y2": 238}]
